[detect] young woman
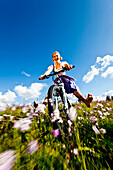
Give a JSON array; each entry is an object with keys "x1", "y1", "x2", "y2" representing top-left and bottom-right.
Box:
[{"x1": 39, "y1": 51, "x2": 93, "y2": 107}]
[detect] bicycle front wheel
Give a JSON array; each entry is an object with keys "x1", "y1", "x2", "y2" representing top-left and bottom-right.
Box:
[{"x1": 48, "y1": 85, "x2": 70, "y2": 117}]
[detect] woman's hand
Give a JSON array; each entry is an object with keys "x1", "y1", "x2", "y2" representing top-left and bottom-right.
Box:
[
  {"x1": 64, "y1": 64, "x2": 73, "y2": 70},
  {"x1": 39, "y1": 75, "x2": 45, "y2": 80}
]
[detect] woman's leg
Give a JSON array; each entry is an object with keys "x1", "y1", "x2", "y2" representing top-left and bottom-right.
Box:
[{"x1": 73, "y1": 91, "x2": 93, "y2": 107}]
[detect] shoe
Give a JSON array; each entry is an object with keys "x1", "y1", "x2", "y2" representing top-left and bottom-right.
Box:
[
  {"x1": 34, "y1": 101, "x2": 38, "y2": 108},
  {"x1": 85, "y1": 94, "x2": 93, "y2": 107}
]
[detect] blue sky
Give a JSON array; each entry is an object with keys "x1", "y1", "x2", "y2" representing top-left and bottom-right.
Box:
[{"x1": 0, "y1": 0, "x2": 113, "y2": 105}]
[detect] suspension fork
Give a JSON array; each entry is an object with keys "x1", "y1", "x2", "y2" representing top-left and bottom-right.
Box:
[{"x1": 60, "y1": 84, "x2": 69, "y2": 114}]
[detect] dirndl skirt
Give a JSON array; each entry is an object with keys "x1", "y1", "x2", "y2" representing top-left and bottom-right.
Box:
[{"x1": 54, "y1": 75, "x2": 78, "y2": 93}]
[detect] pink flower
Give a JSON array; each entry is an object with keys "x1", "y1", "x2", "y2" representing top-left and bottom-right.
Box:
[
  {"x1": 85, "y1": 112, "x2": 88, "y2": 115},
  {"x1": 51, "y1": 129, "x2": 60, "y2": 137}
]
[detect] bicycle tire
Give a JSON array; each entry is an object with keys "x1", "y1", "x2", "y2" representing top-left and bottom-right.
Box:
[
  {"x1": 48, "y1": 85, "x2": 71, "y2": 137},
  {"x1": 48, "y1": 85, "x2": 71, "y2": 117}
]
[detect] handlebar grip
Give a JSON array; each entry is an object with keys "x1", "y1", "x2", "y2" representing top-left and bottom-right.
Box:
[{"x1": 39, "y1": 75, "x2": 49, "y2": 80}]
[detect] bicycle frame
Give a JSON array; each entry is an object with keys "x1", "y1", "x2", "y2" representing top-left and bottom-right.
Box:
[{"x1": 54, "y1": 75, "x2": 69, "y2": 114}]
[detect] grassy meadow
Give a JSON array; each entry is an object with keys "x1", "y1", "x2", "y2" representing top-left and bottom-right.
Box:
[{"x1": 0, "y1": 100, "x2": 113, "y2": 170}]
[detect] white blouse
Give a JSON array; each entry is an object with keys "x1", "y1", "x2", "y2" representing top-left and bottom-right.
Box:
[{"x1": 45, "y1": 61, "x2": 68, "y2": 76}]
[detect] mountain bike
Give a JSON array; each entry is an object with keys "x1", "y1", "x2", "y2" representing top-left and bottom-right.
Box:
[{"x1": 39, "y1": 66, "x2": 75, "y2": 136}]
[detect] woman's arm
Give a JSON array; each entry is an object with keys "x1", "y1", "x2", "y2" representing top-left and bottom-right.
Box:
[{"x1": 39, "y1": 65, "x2": 53, "y2": 79}]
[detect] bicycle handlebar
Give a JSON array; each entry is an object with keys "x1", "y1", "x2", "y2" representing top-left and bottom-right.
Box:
[{"x1": 39, "y1": 65, "x2": 75, "y2": 80}]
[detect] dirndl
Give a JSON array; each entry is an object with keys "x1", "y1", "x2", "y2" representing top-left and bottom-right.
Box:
[{"x1": 54, "y1": 75, "x2": 77, "y2": 93}]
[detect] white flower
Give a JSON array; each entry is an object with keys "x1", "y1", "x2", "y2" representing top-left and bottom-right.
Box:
[
  {"x1": 68, "y1": 120, "x2": 72, "y2": 127},
  {"x1": 73, "y1": 148, "x2": 78, "y2": 155},
  {"x1": 99, "y1": 128, "x2": 106, "y2": 134},
  {"x1": 10, "y1": 116, "x2": 14, "y2": 121},
  {"x1": 98, "y1": 110, "x2": 103, "y2": 115},
  {"x1": 78, "y1": 117, "x2": 83, "y2": 120},
  {"x1": 92, "y1": 125, "x2": 100, "y2": 134},
  {"x1": 97, "y1": 103, "x2": 103, "y2": 107},
  {"x1": 68, "y1": 107, "x2": 77, "y2": 121},
  {"x1": 100, "y1": 116, "x2": 105, "y2": 119},
  {"x1": 0, "y1": 150, "x2": 17, "y2": 170},
  {"x1": 51, "y1": 109, "x2": 63, "y2": 123},
  {"x1": 22, "y1": 106, "x2": 29, "y2": 113},
  {"x1": 0, "y1": 116, "x2": 3, "y2": 121},
  {"x1": 11, "y1": 106, "x2": 16, "y2": 111},
  {"x1": 13, "y1": 118, "x2": 32, "y2": 131},
  {"x1": 36, "y1": 104, "x2": 46, "y2": 114},
  {"x1": 27, "y1": 140, "x2": 39, "y2": 155}
]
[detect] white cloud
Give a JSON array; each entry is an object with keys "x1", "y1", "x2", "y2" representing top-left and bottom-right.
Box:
[
  {"x1": 101, "y1": 66, "x2": 113, "y2": 78},
  {"x1": 0, "y1": 90, "x2": 16, "y2": 105},
  {"x1": 93, "y1": 95, "x2": 106, "y2": 101},
  {"x1": 82, "y1": 65, "x2": 100, "y2": 83},
  {"x1": 93, "y1": 90, "x2": 113, "y2": 101},
  {"x1": 103, "y1": 90, "x2": 113, "y2": 96},
  {"x1": 98, "y1": 55, "x2": 113, "y2": 70},
  {"x1": 83, "y1": 55, "x2": 113, "y2": 83},
  {"x1": 14, "y1": 83, "x2": 46, "y2": 100},
  {"x1": 22, "y1": 71, "x2": 31, "y2": 77},
  {"x1": 67, "y1": 93, "x2": 78, "y2": 103}
]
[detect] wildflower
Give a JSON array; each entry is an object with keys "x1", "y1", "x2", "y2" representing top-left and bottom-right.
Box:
[
  {"x1": 78, "y1": 117, "x2": 83, "y2": 120},
  {"x1": 68, "y1": 120, "x2": 72, "y2": 127},
  {"x1": 13, "y1": 118, "x2": 32, "y2": 131},
  {"x1": 51, "y1": 109, "x2": 63, "y2": 123},
  {"x1": 90, "y1": 116, "x2": 97, "y2": 123},
  {"x1": 0, "y1": 150, "x2": 17, "y2": 170},
  {"x1": 10, "y1": 116, "x2": 14, "y2": 121},
  {"x1": 85, "y1": 112, "x2": 88, "y2": 115},
  {"x1": 99, "y1": 128, "x2": 106, "y2": 134},
  {"x1": 0, "y1": 116, "x2": 3, "y2": 121},
  {"x1": 92, "y1": 125, "x2": 100, "y2": 134},
  {"x1": 98, "y1": 110, "x2": 103, "y2": 115},
  {"x1": 97, "y1": 103, "x2": 103, "y2": 108},
  {"x1": 68, "y1": 107, "x2": 77, "y2": 121},
  {"x1": 3, "y1": 114, "x2": 10, "y2": 118},
  {"x1": 51, "y1": 129, "x2": 60, "y2": 137},
  {"x1": 106, "y1": 107, "x2": 112, "y2": 111},
  {"x1": 11, "y1": 106, "x2": 16, "y2": 111},
  {"x1": 76, "y1": 106, "x2": 81, "y2": 110},
  {"x1": 27, "y1": 140, "x2": 39, "y2": 155},
  {"x1": 102, "y1": 108, "x2": 106, "y2": 112},
  {"x1": 73, "y1": 148, "x2": 78, "y2": 155},
  {"x1": 93, "y1": 105, "x2": 98, "y2": 109},
  {"x1": 26, "y1": 112, "x2": 31, "y2": 117},
  {"x1": 0, "y1": 106, "x2": 6, "y2": 112},
  {"x1": 51, "y1": 113, "x2": 54, "y2": 117},
  {"x1": 22, "y1": 106, "x2": 29, "y2": 113},
  {"x1": 96, "y1": 122, "x2": 98, "y2": 126},
  {"x1": 100, "y1": 115, "x2": 105, "y2": 119},
  {"x1": 90, "y1": 111, "x2": 93, "y2": 114},
  {"x1": 76, "y1": 101, "x2": 79, "y2": 105},
  {"x1": 48, "y1": 98, "x2": 53, "y2": 106},
  {"x1": 35, "y1": 104, "x2": 46, "y2": 114},
  {"x1": 69, "y1": 132, "x2": 72, "y2": 136}
]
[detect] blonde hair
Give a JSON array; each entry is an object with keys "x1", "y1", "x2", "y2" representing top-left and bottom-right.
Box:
[{"x1": 52, "y1": 51, "x2": 62, "y2": 61}]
